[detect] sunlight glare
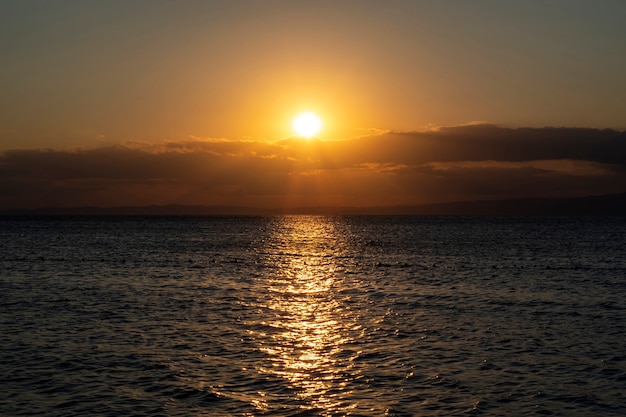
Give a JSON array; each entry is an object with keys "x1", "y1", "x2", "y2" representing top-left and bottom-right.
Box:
[
  {"x1": 292, "y1": 112, "x2": 322, "y2": 138},
  {"x1": 253, "y1": 216, "x2": 358, "y2": 414}
]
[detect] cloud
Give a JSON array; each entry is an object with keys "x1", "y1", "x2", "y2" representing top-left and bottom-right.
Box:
[
  {"x1": 329, "y1": 124, "x2": 626, "y2": 167},
  {"x1": 1, "y1": 125, "x2": 625, "y2": 210}
]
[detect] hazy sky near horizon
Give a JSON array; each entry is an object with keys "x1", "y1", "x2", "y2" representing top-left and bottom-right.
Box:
[{"x1": 2, "y1": 1, "x2": 626, "y2": 209}]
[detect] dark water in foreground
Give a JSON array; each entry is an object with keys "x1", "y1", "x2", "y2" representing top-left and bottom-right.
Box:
[{"x1": 1, "y1": 216, "x2": 625, "y2": 416}]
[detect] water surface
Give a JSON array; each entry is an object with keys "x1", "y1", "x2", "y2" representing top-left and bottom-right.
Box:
[{"x1": 1, "y1": 216, "x2": 625, "y2": 416}]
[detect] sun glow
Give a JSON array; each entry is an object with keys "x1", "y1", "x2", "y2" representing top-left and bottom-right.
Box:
[{"x1": 292, "y1": 112, "x2": 322, "y2": 138}]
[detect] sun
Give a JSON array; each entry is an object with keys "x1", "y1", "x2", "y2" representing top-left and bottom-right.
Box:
[{"x1": 292, "y1": 112, "x2": 322, "y2": 138}]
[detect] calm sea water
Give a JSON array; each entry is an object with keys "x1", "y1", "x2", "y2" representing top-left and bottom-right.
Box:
[{"x1": 1, "y1": 215, "x2": 625, "y2": 416}]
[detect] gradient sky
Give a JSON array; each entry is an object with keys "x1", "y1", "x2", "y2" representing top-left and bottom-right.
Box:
[{"x1": 1, "y1": 1, "x2": 626, "y2": 210}]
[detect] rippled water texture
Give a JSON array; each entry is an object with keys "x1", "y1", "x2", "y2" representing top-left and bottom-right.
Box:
[{"x1": 1, "y1": 216, "x2": 625, "y2": 416}]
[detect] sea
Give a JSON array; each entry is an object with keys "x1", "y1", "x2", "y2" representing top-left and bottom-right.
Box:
[{"x1": 1, "y1": 215, "x2": 625, "y2": 416}]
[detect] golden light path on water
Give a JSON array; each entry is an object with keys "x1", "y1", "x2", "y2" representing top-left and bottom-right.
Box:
[{"x1": 253, "y1": 216, "x2": 364, "y2": 414}]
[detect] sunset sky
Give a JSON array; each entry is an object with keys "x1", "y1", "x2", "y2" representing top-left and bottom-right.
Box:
[{"x1": 2, "y1": 1, "x2": 626, "y2": 210}]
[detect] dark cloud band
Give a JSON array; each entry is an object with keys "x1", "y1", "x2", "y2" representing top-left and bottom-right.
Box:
[{"x1": 1, "y1": 125, "x2": 625, "y2": 210}]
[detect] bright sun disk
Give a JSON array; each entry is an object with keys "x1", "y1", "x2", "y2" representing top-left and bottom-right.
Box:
[{"x1": 292, "y1": 112, "x2": 322, "y2": 138}]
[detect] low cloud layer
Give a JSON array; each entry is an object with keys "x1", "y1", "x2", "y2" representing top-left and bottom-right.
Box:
[{"x1": 2, "y1": 125, "x2": 625, "y2": 210}]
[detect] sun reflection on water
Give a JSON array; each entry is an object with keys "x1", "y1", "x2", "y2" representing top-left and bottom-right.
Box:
[{"x1": 254, "y1": 215, "x2": 360, "y2": 414}]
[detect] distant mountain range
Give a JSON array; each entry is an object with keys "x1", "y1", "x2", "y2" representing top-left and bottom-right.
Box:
[{"x1": 2, "y1": 192, "x2": 625, "y2": 216}]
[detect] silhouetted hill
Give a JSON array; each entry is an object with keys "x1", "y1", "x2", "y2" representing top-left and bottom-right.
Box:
[
  {"x1": 378, "y1": 192, "x2": 626, "y2": 215},
  {"x1": 1, "y1": 192, "x2": 625, "y2": 216},
  {"x1": 0, "y1": 204, "x2": 273, "y2": 216}
]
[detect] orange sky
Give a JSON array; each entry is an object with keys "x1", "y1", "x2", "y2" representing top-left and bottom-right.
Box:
[{"x1": 1, "y1": 1, "x2": 626, "y2": 210}]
